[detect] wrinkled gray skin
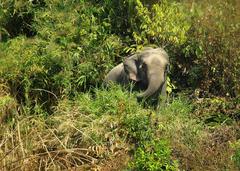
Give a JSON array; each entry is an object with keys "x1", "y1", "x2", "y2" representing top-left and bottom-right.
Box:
[{"x1": 105, "y1": 47, "x2": 169, "y2": 104}]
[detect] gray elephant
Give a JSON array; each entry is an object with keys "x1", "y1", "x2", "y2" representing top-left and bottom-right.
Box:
[{"x1": 105, "y1": 47, "x2": 169, "y2": 106}]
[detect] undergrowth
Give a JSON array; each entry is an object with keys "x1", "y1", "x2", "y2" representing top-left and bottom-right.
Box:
[
  {"x1": 1, "y1": 86, "x2": 238, "y2": 170},
  {"x1": 0, "y1": 0, "x2": 239, "y2": 170}
]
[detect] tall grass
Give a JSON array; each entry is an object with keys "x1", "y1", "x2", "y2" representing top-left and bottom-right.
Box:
[{"x1": 0, "y1": 0, "x2": 239, "y2": 170}]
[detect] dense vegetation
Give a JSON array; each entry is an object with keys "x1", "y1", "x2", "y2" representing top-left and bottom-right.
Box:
[{"x1": 0, "y1": 0, "x2": 239, "y2": 170}]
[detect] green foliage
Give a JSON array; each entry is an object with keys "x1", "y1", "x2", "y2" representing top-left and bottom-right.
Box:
[
  {"x1": 130, "y1": 140, "x2": 178, "y2": 171},
  {"x1": 0, "y1": 37, "x2": 67, "y2": 109},
  {"x1": 121, "y1": 111, "x2": 153, "y2": 144},
  {"x1": 156, "y1": 97, "x2": 204, "y2": 149},
  {"x1": 158, "y1": 96, "x2": 193, "y2": 118},
  {"x1": 101, "y1": 0, "x2": 240, "y2": 97},
  {"x1": 233, "y1": 149, "x2": 240, "y2": 169},
  {"x1": 32, "y1": 0, "x2": 123, "y2": 92},
  {"x1": 1, "y1": 0, "x2": 239, "y2": 110},
  {"x1": 231, "y1": 140, "x2": 240, "y2": 169},
  {"x1": 133, "y1": 0, "x2": 191, "y2": 46},
  {"x1": 75, "y1": 84, "x2": 140, "y2": 116},
  {"x1": 0, "y1": 95, "x2": 14, "y2": 107},
  {"x1": 0, "y1": 0, "x2": 239, "y2": 169},
  {"x1": 0, "y1": 0, "x2": 40, "y2": 39},
  {"x1": 0, "y1": 0, "x2": 123, "y2": 110},
  {"x1": 0, "y1": 95, "x2": 17, "y2": 123},
  {"x1": 74, "y1": 85, "x2": 154, "y2": 144},
  {"x1": 179, "y1": 0, "x2": 240, "y2": 96}
]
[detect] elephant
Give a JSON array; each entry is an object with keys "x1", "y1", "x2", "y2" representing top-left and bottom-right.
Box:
[{"x1": 105, "y1": 47, "x2": 169, "y2": 107}]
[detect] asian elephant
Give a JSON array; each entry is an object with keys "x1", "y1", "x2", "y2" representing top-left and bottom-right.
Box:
[{"x1": 105, "y1": 47, "x2": 169, "y2": 106}]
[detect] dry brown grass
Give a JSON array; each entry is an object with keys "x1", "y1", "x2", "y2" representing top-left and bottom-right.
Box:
[
  {"x1": 0, "y1": 99, "x2": 131, "y2": 170},
  {"x1": 0, "y1": 90, "x2": 239, "y2": 170},
  {"x1": 171, "y1": 124, "x2": 239, "y2": 171},
  {"x1": 153, "y1": 97, "x2": 240, "y2": 171}
]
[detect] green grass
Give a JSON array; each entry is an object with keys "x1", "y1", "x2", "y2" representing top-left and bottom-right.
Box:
[
  {"x1": 0, "y1": 0, "x2": 239, "y2": 170},
  {"x1": 1, "y1": 86, "x2": 238, "y2": 170}
]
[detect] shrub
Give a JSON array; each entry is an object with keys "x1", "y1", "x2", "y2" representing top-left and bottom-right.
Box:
[
  {"x1": 121, "y1": 111, "x2": 153, "y2": 145},
  {"x1": 0, "y1": 95, "x2": 17, "y2": 123},
  {"x1": 231, "y1": 140, "x2": 240, "y2": 169},
  {"x1": 74, "y1": 85, "x2": 155, "y2": 145},
  {"x1": 130, "y1": 140, "x2": 178, "y2": 171},
  {"x1": 178, "y1": 0, "x2": 240, "y2": 97},
  {"x1": 0, "y1": 86, "x2": 136, "y2": 169},
  {"x1": 0, "y1": 0, "x2": 123, "y2": 110},
  {"x1": 0, "y1": 0, "x2": 41, "y2": 40},
  {"x1": 75, "y1": 84, "x2": 140, "y2": 116},
  {"x1": 0, "y1": 37, "x2": 67, "y2": 110},
  {"x1": 156, "y1": 97, "x2": 203, "y2": 149},
  {"x1": 233, "y1": 148, "x2": 240, "y2": 169}
]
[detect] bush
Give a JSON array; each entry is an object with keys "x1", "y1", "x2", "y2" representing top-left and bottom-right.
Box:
[
  {"x1": 0, "y1": 95, "x2": 17, "y2": 123},
  {"x1": 121, "y1": 111, "x2": 153, "y2": 144},
  {"x1": 233, "y1": 148, "x2": 240, "y2": 169},
  {"x1": 0, "y1": 37, "x2": 67, "y2": 110},
  {"x1": 176, "y1": 0, "x2": 240, "y2": 97},
  {"x1": 0, "y1": 1, "x2": 239, "y2": 169},
  {"x1": 231, "y1": 140, "x2": 240, "y2": 169},
  {"x1": 0, "y1": 0, "x2": 123, "y2": 110},
  {"x1": 0, "y1": 0, "x2": 40, "y2": 40},
  {"x1": 156, "y1": 97, "x2": 204, "y2": 149},
  {"x1": 74, "y1": 85, "x2": 155, "y2": 145},
  {"x1": 130, "y1": 140, "x2": 178, "y2": 171},
  {"x1": 75, "y1": 84, "x2": 140, "y2": 116}
]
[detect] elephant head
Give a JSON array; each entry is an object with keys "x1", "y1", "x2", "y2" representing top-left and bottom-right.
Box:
[
  {"x1": 122, "y1": 47, "x2": 157, "y2": 83},
  {"x1": 123, "y1": 54, "x2": 140, "y2": 82},
  {"x1": 123, "y1": 48, "x2": 169, "y2": 100}
]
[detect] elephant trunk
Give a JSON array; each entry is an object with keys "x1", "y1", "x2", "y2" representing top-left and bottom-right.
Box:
[{"x1": 137, "y1": 71, "x2": 165, "y2": 99}]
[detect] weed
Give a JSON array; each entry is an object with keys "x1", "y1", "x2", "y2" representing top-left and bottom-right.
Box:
[{"x1": 130, "y1": 139, "x2": 178, "y2": 171}]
